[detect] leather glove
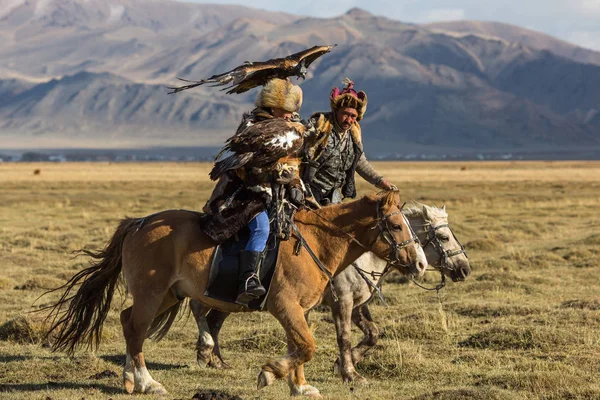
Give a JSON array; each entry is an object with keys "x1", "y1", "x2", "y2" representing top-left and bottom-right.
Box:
[{"x1": 288, "y1": 187, "x2": 304, "y2": 207}]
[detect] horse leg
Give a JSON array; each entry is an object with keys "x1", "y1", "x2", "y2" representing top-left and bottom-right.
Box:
[
  {"x1": 121, "y1": 291, "x2": 172, "y2": 394},
  {"x1": 191, "y1": 300, "x2": 231, "y2": 369},
  {"x1": 120, "y1": 307, "x2": 136, "y2": 394},
  {"x1": 206, "y1": 309, "x2": 231, "y2": 368},
  {"x1": 350, "y1": 304, "x2": 380, "y2": 365},
  {"x1": 287, "y1": 312, "x2": 320, "y2": 397},
  {"x1": 259, "y1": 303, "x2": 318, "y2": 396},
  {"x1": 331, "y1": 294, "x2": 366, "y2": 383},
  {"x1": 190, "y1": 299, "x2": 213, "y2": 367}
]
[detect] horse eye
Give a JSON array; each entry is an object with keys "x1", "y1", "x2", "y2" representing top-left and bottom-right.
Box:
[
  {"x1": 393, "y1": 224, "x2": 403, "y2": 231},
  {"x1": 437, "y1": 235, "x2": 449, "y2": 242}
]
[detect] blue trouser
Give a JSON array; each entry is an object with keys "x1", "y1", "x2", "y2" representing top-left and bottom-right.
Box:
[{"x1": 245, "y1": 210, "x2": 269, "y2": 252}]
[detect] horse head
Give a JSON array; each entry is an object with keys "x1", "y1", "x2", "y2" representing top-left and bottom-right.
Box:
[
  {"x1": 362, "y1": 191, "x2": 427, "y2": 279},
  {"x1": 405, "y1": 203, "x2": 471, "y2": 282}
]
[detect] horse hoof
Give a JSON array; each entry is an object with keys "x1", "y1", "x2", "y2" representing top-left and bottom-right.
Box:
[
  {"x1": 124, "y1": 377, "x2": 134, "y2": 394},
  {"x1": 257, "y1": 370, "x2": 276, "y2": 389},
  {"x1": 291, "y1": 384, "x2": 322, "y2": 397},
  {"x1": 146, "y1": 382, "x2": 168, "y2": 395},
  {"x1": 343, "y1": 372, "x2": 367, "y2": 384},
  {"x1": 197, "y1": 356, "x2": 210, "y2": 368},
  {"x1": 123, "y1": 370, "x2": 135, "y2": 394}
]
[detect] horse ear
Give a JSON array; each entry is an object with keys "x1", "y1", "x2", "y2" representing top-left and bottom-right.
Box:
[
  {"x1": 422, "y1": 205, "x2": 429, "y2": 220},
  {"x1": 442, "y1": 205, "x2": 446, "y2": 212}
]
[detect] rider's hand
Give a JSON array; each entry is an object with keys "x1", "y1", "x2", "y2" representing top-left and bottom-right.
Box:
[
  {"x1": 289, "y1": 187, "x2": 304, "y2": 207},
  {"x1": 378, "y1": 179, "x2": 398, "y2": 191}
]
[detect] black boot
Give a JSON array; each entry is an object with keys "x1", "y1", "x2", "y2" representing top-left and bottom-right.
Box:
[{"x1": 235, "y1": 250, "x2": 266, "y2": 306}]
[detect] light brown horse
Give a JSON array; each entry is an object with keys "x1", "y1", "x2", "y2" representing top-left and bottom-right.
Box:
[
  {"x1": 192, "y1": 203, "x2": 471, "y2": 383},
  {"x1": 44, "y1": 190, "x2": 425, "y2": 397}
]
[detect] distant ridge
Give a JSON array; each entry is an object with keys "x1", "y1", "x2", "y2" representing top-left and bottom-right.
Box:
[{"x1": 0, "y1": 1, "x2": 598, "y2": 155}]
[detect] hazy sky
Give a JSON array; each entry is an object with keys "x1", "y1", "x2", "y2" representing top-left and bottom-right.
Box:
[{"x1": 182, "y1": 0, "x2": 600, "y2": 50}]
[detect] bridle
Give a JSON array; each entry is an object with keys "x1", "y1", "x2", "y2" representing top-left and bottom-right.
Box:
[
  {"x1": 418, "y1": 222, "x2": 468, "y2": 271},
  {"x1": 371, "y1": 201, "x2": 420, "y2": 268},
  {"x1": 297, "y1": 198, "x2": 420, "y2": 301}
]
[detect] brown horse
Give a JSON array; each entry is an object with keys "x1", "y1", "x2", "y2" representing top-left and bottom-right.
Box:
[
  {"x1": 44, "y1": 190, "x2": 425, "y2": 396},
  {"x1": 192, "y1": 203, "x2": 471, "y2": 383}
]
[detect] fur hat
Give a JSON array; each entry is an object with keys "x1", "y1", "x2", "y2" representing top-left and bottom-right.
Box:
[
  {"x1": 329, "y1": 78, "x2": 368, "y2": 121},
  {"x1": 255, "y1": 78, "x2": 303, "y2": 113}
]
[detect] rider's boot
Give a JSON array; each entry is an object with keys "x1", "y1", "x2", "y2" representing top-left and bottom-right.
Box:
[{"x1": 235, "y1": 250, "x2": 266, "y2": 306}]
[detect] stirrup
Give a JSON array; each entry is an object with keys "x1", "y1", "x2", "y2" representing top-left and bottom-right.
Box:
[{"x1": 235, "y1": 275, "x2": 265, "y2": 306}]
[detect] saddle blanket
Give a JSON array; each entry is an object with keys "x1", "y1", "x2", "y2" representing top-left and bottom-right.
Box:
[{"x1": 204, "y1": 227, "x2": 280, "y2": 310}]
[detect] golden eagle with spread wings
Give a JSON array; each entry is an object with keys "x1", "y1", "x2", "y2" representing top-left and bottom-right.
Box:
[
  {"x1": 167, "y1": 44, "x2": 336, "y2": 95},
  {"x1": 209, "y1": 118, "x2": 315, "y2": 181}
]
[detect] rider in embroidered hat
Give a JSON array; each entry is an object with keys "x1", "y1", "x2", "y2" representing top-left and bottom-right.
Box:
[{"x1": 303, "y1": 78, "x2": 395, "y2": 206}]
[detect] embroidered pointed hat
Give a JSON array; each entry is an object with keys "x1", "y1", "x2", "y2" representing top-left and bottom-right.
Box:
[{"x1": 329, "y1": 77, "x2": 367, "y2": 121}]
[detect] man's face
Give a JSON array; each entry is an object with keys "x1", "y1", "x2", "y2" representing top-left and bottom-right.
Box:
[
  {"x1": 335, "y1": 107, "x2": 358, "y2": 131},
  {"x1": 272, "y1": 108, "x2": 292, "y2": 121}
]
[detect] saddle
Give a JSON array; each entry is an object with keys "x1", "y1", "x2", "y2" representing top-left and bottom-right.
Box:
[{"x1": 204, "y1": 226, "x2": 281, "y2": 310}]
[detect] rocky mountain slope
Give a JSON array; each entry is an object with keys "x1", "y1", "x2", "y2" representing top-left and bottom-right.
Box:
[{"x1": 0, "y1": 1, "x2": 598, "y2": 154}]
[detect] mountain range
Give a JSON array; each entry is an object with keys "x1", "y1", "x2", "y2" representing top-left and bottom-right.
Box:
[{"x1": 0, "y1": 0, "x2": 599, "y2": 155}]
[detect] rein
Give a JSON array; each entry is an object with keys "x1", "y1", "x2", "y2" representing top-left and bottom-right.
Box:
[
  {"x1": 290, "y1": 222, "x2": 339, "y2": 301},
  {"x1": 352, "y1": 262, "x2": 390, "y2": 306},
  {"x1": 411, "y1": 271, "x2": 446, "y2": 292}
]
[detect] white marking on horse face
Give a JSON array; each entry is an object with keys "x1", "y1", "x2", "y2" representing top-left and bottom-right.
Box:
[
  {"x1": 414, "y1": 243, "x2": 427, "y2": 277},
  {"x1": 267, "y1": 130, "x2": 300, "y2": 149},
  {"x1": 246, "y1": 121, "x2": 254, "y2": 127}
]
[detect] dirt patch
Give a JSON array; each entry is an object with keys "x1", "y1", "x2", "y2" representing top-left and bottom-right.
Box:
[
  {"x1": 88, "y1": 369, "x2": 118, "y2": 379},
  {"x1": 192, "y1": 390, "x2": 243, "y2": 400},
  {"x1": 459, "y1": 327, "x2": 538, "y2": 350},
  {"x1": 561, "y1": 300, "x2": 600, "y2": 310},
  {"x1": 454, "y1": 304, "x2": 538, "y2": 318},
  {"x1": 0, "y1": 315, "x2": 47, "y2": 344}
]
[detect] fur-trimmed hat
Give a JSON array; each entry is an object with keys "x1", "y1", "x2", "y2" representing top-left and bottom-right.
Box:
[
  {"x1": 255, "y1": 78, "x2": 303, "y2": 113},
  {"x1": 330, "y1": 78, "x2": 367, "y2": 121}
]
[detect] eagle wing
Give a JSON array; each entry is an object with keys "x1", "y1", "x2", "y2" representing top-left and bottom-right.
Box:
[
  {"x1": 288, "y1": 44, "x2": 336, "y2": 68},
  {"x1": 168, "y1": 44, "x2": 336, "y2": 95}
]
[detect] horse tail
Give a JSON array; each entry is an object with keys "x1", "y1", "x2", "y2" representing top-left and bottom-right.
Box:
[
  {"x1": 146, "y1": 299, "x2": 185, "y2": 342},
  {"x1": 43, "y1": 217, "x2": 139, "y2": 355}
]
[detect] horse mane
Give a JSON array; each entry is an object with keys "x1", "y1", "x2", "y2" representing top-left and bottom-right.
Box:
[
  {"x1": 403, "y1": 201, "x2": 448, "y2": 222},
  {"x1": 295, "y1": 190, "x2": 401, "y2": 231}
]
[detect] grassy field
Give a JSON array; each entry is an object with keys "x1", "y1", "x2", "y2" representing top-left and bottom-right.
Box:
[{"x1": 0, "y1": 161, "x2": 599, "y2": 400}]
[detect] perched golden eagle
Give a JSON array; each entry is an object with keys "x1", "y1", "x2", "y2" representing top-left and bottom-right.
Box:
[
  {"x1": 209, "y1": 118, "x2": 314, "y2": 181},
  {"x1": 168, "y1": 45, "x2": 336, "y2": 95}
]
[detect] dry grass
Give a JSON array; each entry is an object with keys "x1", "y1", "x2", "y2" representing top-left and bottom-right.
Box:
[{"x1": 0, "y1": 161, "x2": 599, "y2": 399}]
